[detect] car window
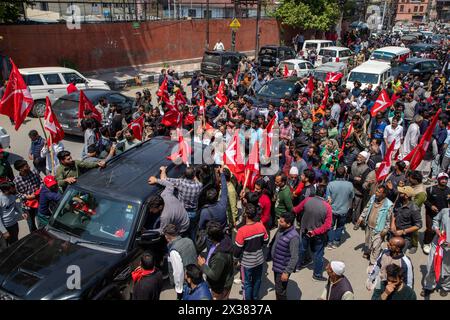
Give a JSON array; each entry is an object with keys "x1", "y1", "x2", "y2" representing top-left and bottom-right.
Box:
[
  {"x1": 259, "y1": 48, "x2": 277, "y2": 57},
  {"x1": 108, "y1": 93, "x2": 127, "y2": 104},
  {"x1": 323, "y1": 42, "x2": 331, "y2": 48},
  {"x1": 257, "y1": 81, "x2": 295, "y2": 98},
  {"x1": 348, "y1": 72, "x2": 379, "y2": 84},
  {"x1": 279, "y1": 62, "x2": 295, "y2": 71},
  {"x1": 340, "y1": 50, "x2": 352, "y2": 57},
  {"x1": 306, "y1": 62, "x2": 314, "y2": 69},
  {"x1": 431, "y1": 62, "x2": 441, "y2": 70},
  {"x1": 421, "y1": 61, "x2": 434, "y2": 70},
  {"x1": 305, "y1": 43, "x2": 318, "y2": 50},
  {"x1": 62, "y1": 72, "x2": 85, "y2": 84},
  {"x1": 43, "y1": 73, "x2": 63, "y2": 85},
  {"x1": 23, "y1": 74, "x2": 44, "y2": 86},
  {"x1": 298, "y1": 63, "x2": 307, "y2": 69},
  {"x1": 223, "y1": 57, "x2": 233, "y2": 66},
  {"x1": 319, "y1": 49, "x2": 337, "y2": 57},
  {"x1": 203, "y1": 53, "x2": 221, "y2": 64}
]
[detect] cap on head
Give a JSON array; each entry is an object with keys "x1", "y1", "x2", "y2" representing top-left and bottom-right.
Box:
[
  {"x1": 289, "y1": 166, "x2": 299, "y2": 175},
  {"x1": 438, "y1": 172, "x2": 449, "y2": 180},
  {"x1": 43, "y1": 175, "x2": 58, "y2": 188},
  {"x1": 359, "y1": 151, "x2": 369, "y2": 160},
  {"x1": 398, "y1": 186, "x2": 415, "y2": 198},
  {"x1": 330, "y1": 261, "x2": 345, "y2": 276}
]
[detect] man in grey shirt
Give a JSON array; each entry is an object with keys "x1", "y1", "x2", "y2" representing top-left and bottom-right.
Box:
[
  {"x1": 0, "y1": 182, "x2": 27, "y2": 249},
  {"x1": 331, "y1": 96, "x2": 341, "y2": 123}
]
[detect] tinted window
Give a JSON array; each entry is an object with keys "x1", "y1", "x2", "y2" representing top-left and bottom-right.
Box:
[
  {"x1": 340, "y1": 50, "x2": 352, "y2": 57},
  {"x1": 305, "y1": 43, "x2": 318, "y2": 50},
  {"x1": 23, "y1": 74, "x2": 44, "y2": 86},
  {"x1": 203, "y1": 53, "x2": 221, "y2": 64},
  {"x1": 108, "y1": 93, "x2": 127, "y2": 104},
  {"x1": 257, "y1": 81, "x2": 295, "y2": 98},
  {"x1": 259, "y1": 48, "x2": 277, "y2": 56},
  {"x1": 306, "y1": 62, "x2": 314, "y2": 69},
  {"x1": 298, "y1": 63, "x2": 307, "y2": 69},
  {"x1": 322, "y1": 42, "x2": 331, "y2": 48},
  {"x1": 43, "y1": 73, "x2": 63, "y2": 85},
  {"x1": 319, "y1": 49, "x2": 337, "y2": 57},
  {"x1": 348, "y1": 72, "x2": 379, "y2": 84},
  {"x1": 62, "y1": 72, "x2": 85, "y2": 84}
]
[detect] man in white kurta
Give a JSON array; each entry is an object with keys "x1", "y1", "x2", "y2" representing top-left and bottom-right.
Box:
[{"x1": 401, "y1": 115, "x2": 422, "y2": 159}]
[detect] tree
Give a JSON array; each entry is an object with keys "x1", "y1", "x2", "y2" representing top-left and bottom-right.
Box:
[
  {"x1": 0, "y1": 1, "x2": 30, "y2": 24},
  {"x1": 271, "y1": 0, "x2": 341, "y2": 31}
]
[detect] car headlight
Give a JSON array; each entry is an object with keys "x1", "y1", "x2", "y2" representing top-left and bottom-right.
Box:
[{"x1": 0, "y1": 288, "x2": 19, "y2": 300}]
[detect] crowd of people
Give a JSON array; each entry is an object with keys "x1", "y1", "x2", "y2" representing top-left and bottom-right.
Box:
[{"x1": 1, "y1": 29, "x2": 450, "y2": 301}]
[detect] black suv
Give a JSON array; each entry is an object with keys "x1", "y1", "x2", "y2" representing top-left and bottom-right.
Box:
[
  {"x1": 257, "y1": 45, "x2": 297, "y2": 71},
  {"x1": 200, "y1": 50, "x2": 247, "y2": 79},
  {"x1": 398, "y1": 58, "x2": 442, "y2": 81},
  {"x1": 0, "y1": 137, "x2": 211, "y2": 300}
]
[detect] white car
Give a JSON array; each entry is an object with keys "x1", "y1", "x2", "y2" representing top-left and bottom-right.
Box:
[
  {"x1": 316, "y1": 46, "x2": 353, "y2": 67},
  {"x1": 277, "y1": 59, "x2": 315, "y2": 77},
  {"x1": 19, "y1": 67, "x2": 110, "y2": 117},
  {"x1": 0, "y1": 126, "x2": 10, "y2": 149}
]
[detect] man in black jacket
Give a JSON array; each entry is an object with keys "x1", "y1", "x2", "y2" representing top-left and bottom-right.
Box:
[{"x1": 132, "y1": 252, "x2": 163, "y2": 300}]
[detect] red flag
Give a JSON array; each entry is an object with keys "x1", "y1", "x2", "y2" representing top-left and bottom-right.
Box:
[
  {"x1": 234, "y1": 71, "x2": 239, "y2": 87},
  {"x1": 245, "y1": 142, "x2": 260, "y2": 190},
  {"x1": 198, "y1": 91, "x2": 206, "y2": 116},
  {"x1": 214, "y1": 81, "x2": 228, "y2": 107},
  {"x1": 223, "y1": 130, "x2": 245, "y2": 183},
  {"x1": 156, "y1": 77, "x2": 170, "y2": 103},
  {"x1": 434, "y1": 232, "x2": 447, "y2": 283},
  {"x1": 391, "y1": 92, "x2": 400, "y2": 104},
  {"x1": 44, "y1": 97, "x2": 64, "y2": 145},
  {"x1": 127, "y1": 115, "x2": 144, "y2": 141},
  {"x1": 321, "y1": 85, "x2": 329, "y2": 108},
  {"x1": 263, "y1": 114, "x2": 277, "y2": 158},
  {"x1": 0, "y1": 59, "x2": 34, "y2": 130},
  {"x1": 339, "y1": 123, "x2": 354, "y2": 159},
  {"x1": 174, "y1": 89, "x2": 187, "y2": 107},
  {"x1": 305, "y1": 76, "x2": 314, "y2": 97},
  {"x1": 78, "y1": 90, "x2": 102, "y2": 123},
  {"x1": 283, "y1": 64, "x2": 289, "y2": 78},
  {"x1": 184, "y1": 112, "x2": 196, "y2": 126},
  {"x1": 403, "y1": 109, "x2": 442, "y2": 170},
  {"x1": 376, "y1": 139, "x2": 396, "y2": 182},
  {"x1": 161, "y1": 103, "x2": 182, "y2": 127},
  {"x1": 67, "y1": 83, "x2": 78, "y2": 94},
  {"x1": 167, "y1": 129, "x2": 191, "y2": 165},
  {"x1": 370, "y1": 89, "x2": 393, "y2": 117},
  {"x1": 325, "y1": 72, "x2": 343, "y2": 83}
]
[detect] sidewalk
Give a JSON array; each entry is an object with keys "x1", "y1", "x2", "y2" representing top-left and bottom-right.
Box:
[{"x1": 84, "y1": 50, "x2": 255, "y2": 90}]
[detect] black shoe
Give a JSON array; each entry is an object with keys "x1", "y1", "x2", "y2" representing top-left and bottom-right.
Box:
[
  {"x1": 312, "y1": 275, "x2": 327, "y2": 282},
  {"x1": 440, "y1": 290, "x2": 449, "y2": 297},
  {"x1": 296, "y1": 259, "x2": 313, "y2": 271},
  {"x1": 420, "y1": 289, "x2": 433, "y2": 297}
]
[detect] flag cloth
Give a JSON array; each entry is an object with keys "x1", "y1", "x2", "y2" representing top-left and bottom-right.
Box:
[
  {"x1": 223, "y1": 130, "x2": 245, "y2": 183},
  {"x1": 156, "y1": 77, "x2": 170, "y2": 103},
  {"x1": 67, "y1": 83, "x2": 78, "y2": 94},
  {"x1": 283, "y1": 64, "x2": 289, "y2": 78},
  {"x1": 263, "y1": 114, "x2": 277, "y2": 158},
  {"x1": 402, "y1": 109, "x2": 442, "y2": 170},
  {"x1": 184, "y1": 112, "x2": 196, "y2": 126},
  {"x1": 78, "y1": 90, "x2": 102, "y2": 123},
  {"x1": 214, "y1": 81, "x2": 228, "y2": 107},
  {"x1": 167, "y1": 129, "x2": 191, "y2": 165},
  {"x1": 339, "y1": 123, "x2": 354, "y2": 159},
  {"x1": 370, "y1": 89, "x2": 393, "y2": 117},
  {"x1": 321, "y1": 85, "x2": 329, "y2": 108},
  {"x1": 44, "y1": 96, "x2": 65, "y2": 145},
  {"x1": 376, "y1": 138, "x2": 396, "y2": 182},
  {"x1": 325, "y1": 72, "x2": 343, "y2": 83},
  {"x1": 198, "y1": 91, "x2": 206, "y2": 117},
  {"x1": 433, "y1": 232, "x2": 447, "y2": 283},
  {"x1": 0, "y1": 59, "x2": 34, "y2": 130},
  {"x1": 174, "y1": 89, "x2": 187, "y2": 107},
  {"x1": 127, "y1": 115, "x2": 145, "y2": 141},
  {"x1": 245, "y1": 142, "x2": 260, "y2": 190},
  {"x1": 161, "y1": 103, "x2": 182, "y2": 127},
  {"x1": 305, "y1": 76, "x2": 314, "y2": 97}
]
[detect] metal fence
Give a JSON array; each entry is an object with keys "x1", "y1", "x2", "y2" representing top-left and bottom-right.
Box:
[{"x1": 15, "y1": 0, "x2": 276, "y2": 24}]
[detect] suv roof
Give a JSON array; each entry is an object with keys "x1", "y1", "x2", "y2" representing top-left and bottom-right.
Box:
[
  {"x1": 19, "y1": 67, "x2": 79, "y2": 74},
  {"x1": 406, "y1": 57, "x2": 439, "y2": 63},
  {"x1": 320, "y1": 46, "x2": 350, "y2": 51},
  {"x1": 260, "y1": 45, "x2": 292, "y2": 49},
  {"x1": 204, "y1": 50, "x2": 244, "y2": 56}
]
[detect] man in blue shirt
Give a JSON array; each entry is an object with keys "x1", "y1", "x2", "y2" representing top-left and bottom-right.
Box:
[{"x1": 28, "y1": 130, "x2": 46, "y2": 175}]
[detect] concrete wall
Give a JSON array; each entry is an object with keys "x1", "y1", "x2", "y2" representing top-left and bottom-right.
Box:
[{"x1": 0, "y1": 18, "x2": 280, "y2": 72}]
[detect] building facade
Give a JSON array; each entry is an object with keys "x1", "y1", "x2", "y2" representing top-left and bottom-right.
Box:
[{"x1": 395, "y1": 0, "x2": 432, "y2": 23}]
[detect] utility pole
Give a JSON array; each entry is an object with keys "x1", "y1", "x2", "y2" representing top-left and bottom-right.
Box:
[
  {"x1": 255, "y1": 0, "x2": 261, "y2": 56},
  {"x1": 381, "y1": 0, "x2": 387, "y2": 30},
  {"x1": 231, "y1": 0, "x2": 239, "y2": 52},
  {"x1": 206, "y1": 0, "x2": 210, "y2": 49}
]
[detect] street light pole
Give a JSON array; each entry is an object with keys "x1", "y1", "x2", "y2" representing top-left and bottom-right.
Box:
[
  {"x1": 231, "y1": 0, "x2": 238, "y2": 52},
  {"x1": 255, "y1": 0, "x2": 261, "y2": 56},
  {"x1": 206, "y1": 0, "x2": 210, "y2": 49}
]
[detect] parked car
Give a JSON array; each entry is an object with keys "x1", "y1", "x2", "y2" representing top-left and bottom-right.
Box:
[
  {"x1": 257, "y1": 45, "x2": 297, "y2": 71},
  {"x1": 19, "y1": 67, "x2": 110, "y2": 118},
  {"x1": 301, "y1": 40, "x2": 333, "y2": 55},
  {"x1": 316, "y1": 47, "x2": 353, "y2": 67},
  {"x1": 369, "y1": 46, "x2": 411, "y2": 65},
  {"x1": 408, "y1": 43, "x2": 437, "y2": 55},
  {"x1": 346, "y1": 61, "x2": 393, "y2": 90},
  {"x1": 277, "y1": 59, "x2": 314, "y2": 78},
  {"x1": 0, "y1": 126, "x2": 10, "y2": 149},
  {"x1": 200, "y1": 50, "x2": 247, "y2": 79},
  {"x1": 51, "y1": 89, "x2": 135, "y2": 137},
  {"x1": 255, "y1": 78, "x2": 303, "y2": 113},
  {"x1": 313, "y1": 62, "x2": 348, "y2": 85},
  {"x1": 0, "y1": 137, "x2": 213, "y2": 300},
  {"x1": 397, "y1": 58, "x2": 442, "y2": 81}
]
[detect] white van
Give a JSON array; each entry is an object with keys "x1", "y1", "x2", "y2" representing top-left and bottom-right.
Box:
[
  {"x1": 301, "y1": 40, "x2": 333, "y2": 54},
  {"x1": 277, "y1": 59, "x2": 315, "y2": 77},
  {"x1": 369, "y1": 46, "x2": 411, "y2": 65},
  {"x1": 316, "y1": 46, "x2": 353, "y2": 67},
  {"x1": 19, "y1": 67, "x2": 110, "y2": 117},
  {"x1": 346, "y1": 61, "x2": 393, "y2": 90}
]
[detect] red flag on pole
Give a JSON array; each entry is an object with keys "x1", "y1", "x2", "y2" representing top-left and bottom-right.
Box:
[
  {"x1": 67, "y1": 83, "x2": 79, "y2": 94},
  {"x1": 184, "y1": 112, "x2": 196, "y2": 126},
  {"x1": 161, "y1": 103, "x2": 182, "y2": 127},
  {"x1": 305, "y1": 75, "x2": 314, "y2": 97},
  {"x1": 321, "y1": 85, "x2": 329, "y2": 108},
  {"x1": 376, "y1": 139, "x2": 396, "y2": 182},
  {"x1": 223, "y1": 130, "x2": 245, "y2": 183},
  {"x1": 127, "y1": 115, "x2": 145, "y2": 141},
  {"x1": 214, "y1": 81, "x2": 228, "y2": 107},
  {"x1": 434, "y1": 232, "x2": 447, "y2": 283},
  {"x1": 325, "y1": 72, "x2": 343, "y2": 83},
  {"x1": 245, "y1": 142, "x2": 260, "y2": 190},
  {"x1": 44, "y1": 97, "x2": 64, "y2": 145},
  {"x1": 402, "y1": 109, "x2": 442, "y2": 170},
  {"x1": 283, "y1": 64, "x2": 289, "y2": 78},
  {"x1": 338, "y1": 123, "x2": 354, "y2": 159},
  {"x1": 0, "y1": 59, "x2": 34, "y2": 130},
  {"x1": 78, "y1": 90, "x2": 102, "y2": 123},
  {"x1": 167, "y1": 129, "x2": 191, "y2": 165},
  {"x1": 156, "y1": 77, "x2": 170, "y2": 103},
  {"x1": 370, "y1": 89, "x2": 393, "y2": 117},
  {"x1": 263, "y1": 114, "x2": 277, "y2": 158},
  {"x1": 198, "y1": 91, "x2": 206, "y2": 116},
  {"x1": 174, "y1": 89, "x2": 187, "y2": 107}
]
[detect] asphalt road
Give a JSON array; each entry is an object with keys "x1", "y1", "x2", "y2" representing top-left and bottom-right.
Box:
[{"x1": 0, "y1": 82, "x2": 447, "y2": 300}]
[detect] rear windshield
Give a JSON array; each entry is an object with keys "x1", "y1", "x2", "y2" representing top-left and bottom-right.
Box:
[
  {"x1": 304, "y1": 43, "x2": 318, "y2": 50},
  {"x1": 319, "y1": 49, "x2": 337, "y2": 57},
  {"x1": 278, "y1": 62, "x2": 295, "y2": 71},
  {"x1": 258, "y1": 81, "x2": 294, "y2": 98},
  {"x1": 259, "y1": 48, "x2": 277, "y2": 56},
  {"x1": 371, "y1": 51, "x2": 396, "y2": 61},
  {"x1": 203, "y1": 53, "x2": 221, "y2": 64},
  {"x1": 348, "y1": 72, "x2": 379, "y2": 84},
  {"x1": 313, "y1": 71, "x2": 327, "y2": 82}
]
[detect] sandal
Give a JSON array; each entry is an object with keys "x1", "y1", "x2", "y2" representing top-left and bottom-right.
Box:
[{"x1": 420, "y1": 289, "x2": 433, "y2": 297}]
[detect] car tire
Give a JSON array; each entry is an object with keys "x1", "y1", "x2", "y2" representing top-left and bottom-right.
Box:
[{"x1": 31, "y1": 100, "x2": 46, "y2": 118}]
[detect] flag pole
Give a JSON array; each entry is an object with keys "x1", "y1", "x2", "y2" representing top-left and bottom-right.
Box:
[
  {"x1": 38, "y1": 116, "x2": 48, "y2": 141},
  {"x1": 49, "y1": 134, "x2": 55, "y2": 176}
]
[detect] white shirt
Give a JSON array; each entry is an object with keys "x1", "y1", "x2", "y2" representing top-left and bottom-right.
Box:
[
  {"x1": 401, "y1": 123, "x2": 420, "y2": 157},
  {"x1": 383, "y1": 125, "x2": 403, "y2": 150},
  {"x1": 168, "y1": 250, "x2": 185, "y2": 294},
  {"x1": 40, "y1": 142, "x2": 64, "y2": 173},
  {"x1": 213, "y1": 42, "x2": 225, "y2": 51}
]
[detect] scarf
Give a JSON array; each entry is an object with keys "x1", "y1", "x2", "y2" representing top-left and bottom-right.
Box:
[{"x1": 132, "y1": 267, "x2": 155, "y2": 283}]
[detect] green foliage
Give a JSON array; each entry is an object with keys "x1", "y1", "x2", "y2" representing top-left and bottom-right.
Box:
[
  {"x1": 271, "y1": 0, "x2": 341, "y2": 31},
  {"x1": 0, "y1": 1, "x2": 32, "y2": 24}
]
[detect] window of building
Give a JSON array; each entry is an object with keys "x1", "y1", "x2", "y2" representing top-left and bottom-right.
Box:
[
  {"x1": 414, "y1": 6, "x2": 418, "y2": 12},
  {"x1": 400, "y1": 5, "x2": 404, "y2": 12},
  {"x1": 419, "y1": 5, "x2": 424, "y2": 11},
  {"x1": 188, "y1": 9, "x2": 196, "y2": 18},
  {"x1": 39, "y1": 2, "x2": 49, "y2": 11},
  {"x1": 203, "y1": 10, "x2": 212, "y2": 18}
]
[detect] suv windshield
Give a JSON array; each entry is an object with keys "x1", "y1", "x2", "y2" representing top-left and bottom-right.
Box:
[
  {"x1": 203, "y1": 53, "x2": 221, "y2": 64},
  {"x1": 371, "y1": 51, "x2": 396, "y2": 62},
  {"x1": 348, "y1": 72, "x2": 379, "y2": 84},
  {"x1": 49, "y1": 188, "x2": 138, "y2": 248},
  {"x1": 319, "y1": 49, "x2": 337, "y2": 57},
  {"x1": 259, "y1": 48, "x2": 277, "y2": 56},
  {"x1": 258, "y1": 81, "x2": 294, "y2": 98}
]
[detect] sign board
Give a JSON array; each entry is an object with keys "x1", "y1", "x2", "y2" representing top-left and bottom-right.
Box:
[
  {"x1": 229, "y1": 18, "x2": 241, "y2": 30},
  {"x1": 132, "y1": 22, "x2": 140, "y2": 29}
]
